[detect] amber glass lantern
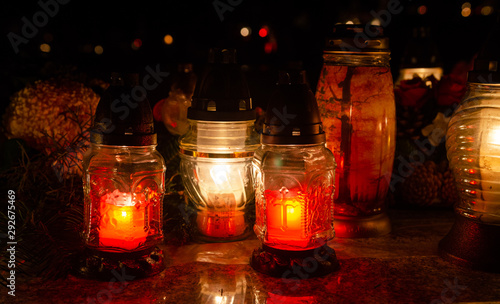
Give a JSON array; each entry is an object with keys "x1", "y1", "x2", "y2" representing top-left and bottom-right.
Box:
[
  {"x1": 440, "y1": 29, "x2": 500, "y2": 272},
  {"x1": 80, "y1": 73, "x2": 166, "y2": 279},
  {"x1": 179, "y1": 49, "x2": 260, "y2": 242},
  {"x1": 251, "y1": 71, "x2": 339, "y2": 278},
  {"x1": 315, "y1": 25, "x2": 396, "y2": 237}
]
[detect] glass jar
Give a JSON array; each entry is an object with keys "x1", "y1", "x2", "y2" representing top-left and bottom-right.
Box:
[
  {"x1": 250, "y1": 71, "x2": 339, "y2": 278},
  {"x1": 446, "y1": 82, "x2": 500, "y2": 225},
  {"x1": 315, "y1": 24, "x2": 395, "y2": 237},
  {"x1": 440, "y1": 34, "x2": 500, "y2": 272},
  {"x1": 179, "y1": 48, "x2": 260, "y2": 242},
  {"x1": 179, "y1": 120, "x2": 259, "y2": 241},
  {"x1": 253, "y1": 144, "x2": 335, "y2": 250},
  {"x1": 83, "y1": 144, "x2": 165, "y2": 252}
]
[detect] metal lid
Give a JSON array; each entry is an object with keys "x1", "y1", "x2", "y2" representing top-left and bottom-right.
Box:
[
  {"x1": 91, "y1": 73, "x2": 157, "y2": 146},
  {"x1": 262, "y1": 71, "x2": 326, "y2": 145},
  {"x1": 324, "y1": 24, "x2": 390, "y2": 53},
  {"x1": 187, "y1": 48, "x2": 255, "y2": 121}
]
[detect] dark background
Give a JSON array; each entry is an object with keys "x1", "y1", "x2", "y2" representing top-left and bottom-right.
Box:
[{"x1": 0, "y1": 0, "x2": 497, "y2": 113}]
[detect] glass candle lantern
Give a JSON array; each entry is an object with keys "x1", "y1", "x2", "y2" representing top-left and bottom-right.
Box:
[
  {"x1": 440, "y1": 30, "x2": 500, "y2": 272},
  {"x1": 81, "y1": 73, "x2": 166, "y2": 279},
  {"x1": 179, "y1": 48, "x2": 260, "y2": 242},
  {"x1": 315, "y1": 24, "x2": 395, "y2": 237},
  {"x1": 251, "y1": 71, "x2": 339, "y2": 278}
]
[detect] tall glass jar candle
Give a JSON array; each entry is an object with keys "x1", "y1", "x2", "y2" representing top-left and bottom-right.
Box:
[{"x1": 315, "y1": 25, "x2": 396, "y2": 237}]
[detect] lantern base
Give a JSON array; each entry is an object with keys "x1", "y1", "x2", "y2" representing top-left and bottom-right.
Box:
[
  {"x1": 439, "y1": 215, "x2": 500, "y2": 273},
  {"x1": 250, "y1": 244, "x2": 339, "y2": 278},
  {"x1": 333, "y1": 213, "x2": 391, "y2": 238},
  {"x1": 73, "y1": 246, "x2": 166, "y2": 281}
]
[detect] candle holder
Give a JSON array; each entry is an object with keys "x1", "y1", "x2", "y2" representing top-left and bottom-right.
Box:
[
  {"x1": 78, "y1": 73, "x2": 166, "y2": 280},
  {"x1": 440, "y1": 27, "x2": 500, "y2": 272},
  {"x1": 251, "y1": 71, "x2": 339, "y2": 278},
  {"x1": 315, "y1": 25, "x2": 395, "y2": 237},
  {"x1": 179, "y1": 48, "x2": 260, "y2": 242}
]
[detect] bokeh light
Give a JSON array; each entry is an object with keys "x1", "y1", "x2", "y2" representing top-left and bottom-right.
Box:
[
  {"x1": 94, "y1": 45, "x2": 103, "y2": 55},
  {"x1": 163, "y1": 34, "x2": 173, "y2": 45},
  {"x1": 40, "y1": 43, "x2": 51, "y2": 53},
  {"x1": 240, "y1": 27, "x2": 251, "y2": 37},
  {"x1": 259, "y1": 27, "x2": 268, "y2": 38}
]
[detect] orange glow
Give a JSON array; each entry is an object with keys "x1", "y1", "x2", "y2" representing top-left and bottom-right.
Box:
[
  {"x1": 163, "y1": 34, "x2": 173, "y2": 45},
  {"x1": 197, "y1": 210, "x2": 246, "y2": 238},
  {"x1": 469, "y1": 169, "x2": 476, "y2": 174},
  {"x1": 266, "y1": 190, "x2": 305, "y2": 247},
  {"x1": 99, "y1": 190, "x2": 147, "y2": 250},
  {"x1": 470, "y1": 180, "x2": 477, "y2": 185}
]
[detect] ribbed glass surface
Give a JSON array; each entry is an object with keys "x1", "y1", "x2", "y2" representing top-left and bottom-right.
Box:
[{"x1": 446, "y1": 83, "x2": 500, "y2": 225}]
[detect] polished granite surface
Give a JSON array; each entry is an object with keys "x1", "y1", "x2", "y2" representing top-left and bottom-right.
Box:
[{"x1": 3, "y1": 209, "x2": 500, "y2": 304}]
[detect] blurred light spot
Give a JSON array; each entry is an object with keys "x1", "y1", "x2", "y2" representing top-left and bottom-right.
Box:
[
  {"x1": 82, "y1": 44, "x2": 92, "y2": 53},
  {"x1": 481, "y1": 6, "x2": 493, "y2": 15},
  {"x1": 163, "y1": 34, "x2": 173, "y2": 45},
  {"x1": 462, "y1": 2, "x2": 471, "y2": 9},
  {"x1": 132, "y1": 38, "x2": 142, "y2": 50},
  {"x1": 240, "y1": 27, "x2": 251, "y2": 37},
  {"x1": 43, "y1": 32, "x2": 53, "y2": 42},
  {"x1": 418, "y1": 5, "x2": 427, "y2": 15},
  {"x1": 462, "y1": 7, "x2": 471, "y2": 17},
  {"x1": 259, "y1": 27, "x2": 268, "y2": 38},
  {"x1": 40, "y1": 43, "x2": 51, "y2": 53},
  {"x1": 94, "y1": 45, "x2": 103, "y2": 55},
  {"x1": 346, "y1": 20, "x2": 354, "y2": 24},
  {"x1": 370, "y1": 18, "x2": 381, "y2": 26},
  {"x1": 264, "y1": 42, "x2": 273, "y2": 54}
]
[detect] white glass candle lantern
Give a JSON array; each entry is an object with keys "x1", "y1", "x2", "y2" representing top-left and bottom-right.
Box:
[
  {"x1": 179, "y1": 49, "x2": 259, "y2": 242},
  {"x1": 441, "y1": 31, "x2": 500, "y2": 272}
]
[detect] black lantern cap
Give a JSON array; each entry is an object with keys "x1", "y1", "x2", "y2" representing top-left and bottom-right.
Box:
[
  {"x1": 187, "y1": 48, "x2": 255, "y2": 121},
  {"x1": 324, "y1": 24, "x2": 389, "y2": 53},
  {"x1": 468, "y1": 16, "x2": 500, "y2": 83},
  {"x1": 90, "y1": 73, "x2": 157, "y2": 146},
  {"x1": 262, "y1": 71, "x2": 326, "y2": 145}
]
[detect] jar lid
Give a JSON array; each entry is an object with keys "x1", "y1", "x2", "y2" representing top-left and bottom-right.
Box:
[
  {"x1": 324, "y1": 24, "x2": 390, "y2": 54},
  {"x1": 91, "y1": 72, "x2": 157, "y2": 146},
  {"x1": 187, "y1": 48, "x2": 255, "y2": 121},
  {"x1": 262, "y1": 71, "x2": 326, "y2": 145}
]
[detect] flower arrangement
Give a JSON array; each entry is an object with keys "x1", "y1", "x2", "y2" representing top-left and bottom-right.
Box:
[{"x1": 391, "y1": 60, "x2": 472, "y2": 207}]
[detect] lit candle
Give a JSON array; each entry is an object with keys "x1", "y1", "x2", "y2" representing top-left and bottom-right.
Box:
[
  {"x1": 266, "y1": 188, "x2": 307, "y2": 248},
  {"x1": 479, "y1": 117, "x2": 500, "y2": 206},
  {"x1": 99, "y1": 189, "x2": 148, "y2": 251},
  {"x1": 196, "y1": 164, "x2": 247, "y2": 238}
]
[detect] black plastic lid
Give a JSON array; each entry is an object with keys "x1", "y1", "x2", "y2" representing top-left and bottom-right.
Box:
[
  {"x1": 262, "y1": 71, "x2": 326, "y2": 145},
  {"x1": 324, "y1": 24, "x2": 389, "y2": 53},
  {"x1": 90, "y1": 73, "x2": 157, "y2": 146},
  {"x1": 468, "y1": 17, "x2": 500, "y2": 83},
  {"x1": 187, "y1": 48, "x2": 255, "y2": 121}
]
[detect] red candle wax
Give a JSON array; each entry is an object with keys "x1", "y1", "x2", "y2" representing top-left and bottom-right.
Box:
[{"x1": 99, "y1": 189, "x2": 147, "y2": 251}]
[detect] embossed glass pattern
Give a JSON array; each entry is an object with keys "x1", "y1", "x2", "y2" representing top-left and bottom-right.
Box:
[
  {"x1": 83, "y1": 145, "x2": 166, "y2": 252},
  {"x1": 253, "y1": 144, "x2": 335, "y2": 250},
  {"x1": 179, "y1": 120, "x2": 260, "y2": 241}
]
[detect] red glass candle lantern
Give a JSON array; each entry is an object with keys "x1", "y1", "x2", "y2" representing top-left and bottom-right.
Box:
[
  {"x1": 315, "y1": 25, "x2": 395, "y2": 237},
  {"x1": 179, "y1": 49, "x2": 260, "y2": 242},
  {"x1": 251, "y1": 71, "x2": 339, "y2": 278},
  {"x1": 80, "y1": 73, "x2": 166, "y2": 279}
]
